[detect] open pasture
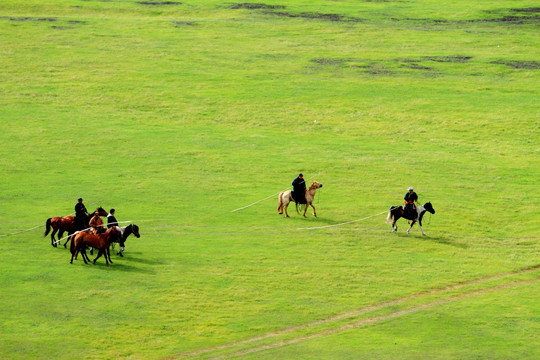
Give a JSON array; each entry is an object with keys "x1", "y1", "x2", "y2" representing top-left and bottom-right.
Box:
[{"x1": 0, "y1": 0, "x2": 538, "y2": 359}]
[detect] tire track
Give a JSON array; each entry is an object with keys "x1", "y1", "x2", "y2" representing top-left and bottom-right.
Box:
[{"x1": 169, "y1": 264, "x2": 539, "y2": 359}]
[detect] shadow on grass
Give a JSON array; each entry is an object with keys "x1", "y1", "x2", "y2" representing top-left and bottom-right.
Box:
[
  {"x1": 90, "y1": 261, "x2": 156, "y2": 274},
  {"x1": 394, "y1": 232, "x2": 468, "y2": 248}
]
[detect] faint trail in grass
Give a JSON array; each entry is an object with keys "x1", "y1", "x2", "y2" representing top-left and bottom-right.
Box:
[
  {"x1": 210, "y1": 278, "x2": 538, "y2": 360},
  {"x1": 169, "y1": 264, "x2": 539, "y2": 359}
]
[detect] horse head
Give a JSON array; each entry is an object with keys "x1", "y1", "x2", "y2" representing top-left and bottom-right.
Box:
[
  {"x1": 310, "y1": 181, "x2": 323, "y2": 189},
  {"x1": 424, "y1": 202, "x2": 435, "y2": 214},
  {"x1": 131, "y1": 224, "x2": 140, "y2": 238},
  {"x1": 95, "y1": 207, "x2": 108, "y2": 217}
]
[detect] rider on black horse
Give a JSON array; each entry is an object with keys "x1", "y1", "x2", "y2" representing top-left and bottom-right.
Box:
[
  {"x1": 404, "y1": 187, "x2": 418, "y2": 218},
  {"x1": 74, "y1": 197, "x2": 88, "y2": 231},
  {"x1": 292, "y1": 173, "x2": 307, "y2": 204}
]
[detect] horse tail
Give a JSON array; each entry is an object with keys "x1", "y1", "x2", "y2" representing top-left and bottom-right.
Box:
[
  {"x1": 69, "y1": 233, "x2": 76, "y2": 255},
  {"x1": 44, "y1": 218, "x2": 52, "y2": 237},
  {"x1": 277, "y1": 192, "x2": 284, "y2": 212},
  {"x1": 386, "y1": 207, "x2": 394, "y2": 224}
]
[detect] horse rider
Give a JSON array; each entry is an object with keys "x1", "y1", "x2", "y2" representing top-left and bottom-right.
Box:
[
  {"x1": 404, "y1": 187, "x2": 418, "y2": 218},
  {"x1": 89, "y1": 210, "x2": 105, "y2": 234},
  {"x1": 107, "y1": 208, "x2": 118, "y2": 229},
  {"x1": 292, "y1": 173, "x2": 307, "y2": 204},
  {"x1": 74, "y1": 197, "x2": 88, "y2": 231}
]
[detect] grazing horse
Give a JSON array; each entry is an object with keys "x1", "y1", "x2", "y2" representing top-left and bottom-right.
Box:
[
  {"x1": 113, "y1": 224, "x2": 140, "y2": 258},
  {"x1": 278, "y1": 181, "x2": 323, "y2": 218},
  {"x1": 44, "y1": 207, "x2": 107, "y2": 247},
  {"x1": 70, "y1": 226, "x2": 122, "y2": 266},
  {"x1": 386, "y1": 202, "x2": 435, "y2": 236}
]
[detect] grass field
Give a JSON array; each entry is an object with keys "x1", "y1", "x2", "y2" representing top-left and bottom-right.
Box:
[{"x1": 0, "y1": 0, "x2": 539, "y2": 359}]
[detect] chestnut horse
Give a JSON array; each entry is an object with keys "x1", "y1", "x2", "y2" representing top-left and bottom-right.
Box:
[
  {"x1": 70, "y1": 226, "x2": 122, "y2": 266},
  {"x1": 386, "y1": 202, "x2": 435, "y2": 236},
  {"x1": 44, "y1": 207, "x2": 107, "y2": 247},
  {"x1": 278, "y1": 181, "x2": 323, "y2": 217}
]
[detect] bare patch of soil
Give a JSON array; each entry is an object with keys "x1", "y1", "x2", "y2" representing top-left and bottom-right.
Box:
[
  {"x1": 137, "y1": 1, "x2": 182, "y2": 5},
  {"x1": 0, "y1": 16, "x2": 57, "y2": 22},
  {"x1": 510, "y1": 8, "x2": 540, "y2": 13},
  {"x1": 311, "y1": 58, "x2": 352, "y2": 66},
  {"x1": 423, "y1": 55, "x2": 473, "y2": 63},
  {"x1": 267, "y1": 11, "x2": 363, "y2": 22},
  {"x1": 492, "y1": 60, "x2": 540, "y2": 69},
  {"x1": 172, "y1": 20, "x2": 196, "y2": 27},
  {"x1": 229, "y1": 3, "x2": 285, "y2": 10}
]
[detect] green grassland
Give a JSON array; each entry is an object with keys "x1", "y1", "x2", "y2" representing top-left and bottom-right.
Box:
[{"x1": 0, "y1": 0, "x2": 538, "y2": 359}]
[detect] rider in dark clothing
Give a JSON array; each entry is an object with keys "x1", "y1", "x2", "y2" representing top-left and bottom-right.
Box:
[
  {"x1": 74, "y1": 198, "x2": 88, "y2": 230},
  {"x1": 107, "y1": 209, "x2": 118, "y2": 229},
  {"x1": 292, "y1": 173, "x2": 307, "y2": 204},
  {"x1": 404, "y1": 187, "x2": 418, "y2": 218}
]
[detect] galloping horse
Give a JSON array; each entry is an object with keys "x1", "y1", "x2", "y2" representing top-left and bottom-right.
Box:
[
  {"x1": 44, "y1": 207, "x2": 108, "y2": 247},
  {"x1": 386, "y1": 202, "x2": 435, "y2": 236},
  {"x1": 278, "y1": 181, "x2": 323, "y2": 217},
  {"x1": 70, "y1": 226, "x2": 122, "y2": 266}
]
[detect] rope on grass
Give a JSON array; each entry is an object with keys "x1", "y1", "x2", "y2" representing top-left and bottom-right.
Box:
[
  {"x1": 297, "y1": 207, "x2": 400, "y2": 230},
  {"x1": 231, "y1": 173, "x2": 322, "y2": 213},
  {"x1": 0, "y1": 225, "x2": 44, "y2": 238}
]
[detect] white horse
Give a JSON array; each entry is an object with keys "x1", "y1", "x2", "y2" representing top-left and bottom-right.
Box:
[
  {"x1": 386, "y1": 202, "x2": 435, "y2": 235},
  {"x1": 277, "y1": 181, "x2": 323, "y2": 217}
]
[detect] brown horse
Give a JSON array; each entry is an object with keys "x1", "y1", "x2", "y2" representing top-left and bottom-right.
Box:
[
  {"x1": 44, "y1": 207, "x2": 107, "y2": 247},
  {"x1": 70, "y1": 226, "x2": 122, "y2": 266},
  {"x1": 278, "y1": 181, "x2": 323, "y2": 217}
]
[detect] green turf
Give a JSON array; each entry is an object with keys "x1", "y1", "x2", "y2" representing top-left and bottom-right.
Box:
[{"x1": 0, "y1": 0, "x2": 538, "y2": 359}]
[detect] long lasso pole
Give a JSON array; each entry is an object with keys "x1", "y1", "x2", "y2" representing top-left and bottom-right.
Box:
[
  {"x1": 52, "y1": 219, "x2": 156, "y2": 245},
  {"x1": 231, "y1": 173, "x2": 322, "y2": 213},
  {"x1": 297, "y1": 206, "x2": 400, "y2": 230},
  {"x1": 0, "y1": 200, "x2": 103, "y2": 238}
]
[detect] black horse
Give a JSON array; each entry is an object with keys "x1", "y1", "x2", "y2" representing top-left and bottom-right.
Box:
[
  {"x1": 108, "y1": 224, "x2": 140, "y2": 260},
  {"x1": 386, "y1": 202, "x2": 435, "y2": 235}
]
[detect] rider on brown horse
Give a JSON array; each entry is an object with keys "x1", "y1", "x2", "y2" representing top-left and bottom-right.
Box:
[
  {"x1": 404, "y1": 187, "x2": 418, "y2": 218},
  {"x1": 89, "y1": 211, "x2": 105, "y2": 234},
  {"x1": 74, "y1": 198, "x2": 88, "y2": 231}
]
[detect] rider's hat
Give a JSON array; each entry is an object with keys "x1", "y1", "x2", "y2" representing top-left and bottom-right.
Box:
[
  {"x1": 299, "y1": 173, "x2": 303, "y2": 177},
  {"x1": 408, "y1": 187, "x2": 413, "y2": 191},
  {"x1": 78, "y1": 197, "x2": 83, "y2": 201}
]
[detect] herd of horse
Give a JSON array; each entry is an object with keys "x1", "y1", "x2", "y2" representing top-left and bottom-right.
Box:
[
  {"x1": 44, "y1": 207, "x2": 140, "y2": 266},
  {"x1": 278, "y1": 180, "x2": 436, "y2": 235},
  {"x1": 43, "y1": 181, "x2": 435, "y2": 266}
]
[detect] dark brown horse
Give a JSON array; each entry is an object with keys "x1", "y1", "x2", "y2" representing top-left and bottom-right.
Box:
[
  {"x1": 70, "y1": 226, "x2": 122, "y2": 266},
  {"x1": 44, "y1": 207, "x2": 107, "y2": 247}
]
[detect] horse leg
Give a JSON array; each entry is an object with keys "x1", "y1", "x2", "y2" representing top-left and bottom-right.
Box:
[
  {"x1": 418, "y1": 218, "x2": 426, "y2": 236},
  {"x1": 61, "y1": 231, "x2": 70, "y2": 248},
  {"x1": 51, "y1": 228, "x2": 58, "y2": 247},
  {"x1": 407, "y1": 221, "x2": 415, "y2": 234},
  {"x1": 284, "y1": 202, "x2": 290, "y2": 217},
  {"x1": 93, "y1": 249, "x2": 103, "y2": 265},
  {"x1": 107, "y1": 245, "x2": 113, "y2": 264},
  {"x1": 277, "y1": 194, "x2": 283, "y2": 214},
  {"x1": 80, "y1": 247, "x2": 88, "y2": 264},
  {"x1": 310, "y1": 203, "x2": 317, "y2": 217}
]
